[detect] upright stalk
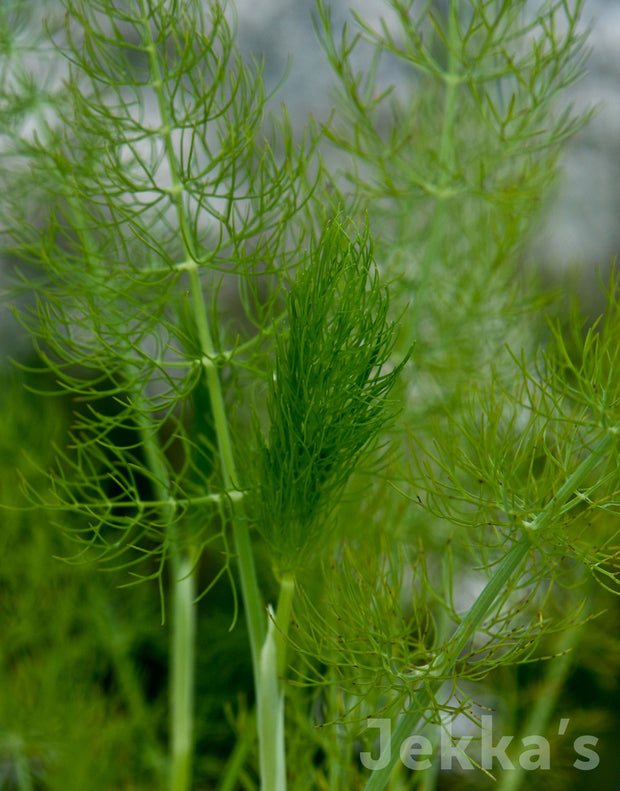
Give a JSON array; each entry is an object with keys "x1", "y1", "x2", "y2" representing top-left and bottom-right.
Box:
[
  {"x1": 130, "y1": 394, "x2": 197, "y2": 791},
  {"x1": 363, "y1": 429, "x2": 617, "y2": 791},
  {"x1": 186, "y1": 266, "x2": 266, "y2": 673},
  {"x1": 140, "y1": 8, "x2": 270, "y2": 788},
  {"x1": 413, "y1": 0, "x2": 461, "y2": 308},
  {"x1": 169, "y1": 550, "x2": 197, "y2": 791},
  {"x1": 257, "y1": 573, "x2": 295, "y2": 791}
]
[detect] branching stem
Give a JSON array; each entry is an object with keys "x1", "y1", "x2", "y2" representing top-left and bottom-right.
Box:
[
  {"x1": 139, "y1": 6, "x2": 266, "y2": 789},
  {"x1": 363, "y1": 428, "x2": 617, "y2": 791}
]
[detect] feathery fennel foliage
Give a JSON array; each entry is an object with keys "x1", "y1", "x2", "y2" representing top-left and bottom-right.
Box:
[
  {"x1": 4, "y1": 0, "x2": 317, "y2": 575},
  {"x1": 316, "y1": 0, "x2": 593, "y2": 416},
  {"x1": 1, "y1": 1, "x2": 620, "y2": 791},
  {"x1": 254, "y1": 219, "x2": 409, "y2": 571}
]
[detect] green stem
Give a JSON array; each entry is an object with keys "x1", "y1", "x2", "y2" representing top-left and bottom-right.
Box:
[
  {"x1": 275, "y1": 573, "x2": 295, "y2": 678},
  {"x1": 170, "y1": 550, "x2": 197, "y2": 791},
  {"x1": 362, "y1": 429, "x2": 616, "y2": 791},
  {"x1": 258, "y1": 616, "x2": 285, "y2": 791},
  {"x1": 140, "y1": 0, "x2": 265, "y2": 675},
  {"x1": 437, "y1": 1, "x2": 460, "y2": 177},
  {"x1": 257, "y1": 574, "x2": 295, "y2": 791},
  {"x1": 413, "y1": 0, "x2": 460, "y2": 308},
  {"x1": 130, "y1": 388, "x2": 198, "y2": 791},
  {"x1": 139, "y1": 9, "x2": 267, "y2": 787},
  {"x1": 187, "y1": 264, "x2": 266, "y2": 676},
  {"x1": 132, "y1": 395, "x2": 198, "y2": 791}
]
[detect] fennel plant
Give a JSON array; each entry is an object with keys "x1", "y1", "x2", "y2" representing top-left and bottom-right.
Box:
[{"x1": 1, "y1": 1, "x2": 619, "y2": 791}]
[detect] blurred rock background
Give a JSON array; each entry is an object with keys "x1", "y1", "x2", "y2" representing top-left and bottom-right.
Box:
[
  {"x1": 1, "y1": 0, "x2": 618, "y2": 365},
  {"x1": 233, "y1": 0, "x2": 620, "y2": 303}
]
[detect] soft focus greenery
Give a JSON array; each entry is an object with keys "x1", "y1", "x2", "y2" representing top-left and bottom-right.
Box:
[{"x1": 1, "y1": 1, "x2": 619, "y2": 790}]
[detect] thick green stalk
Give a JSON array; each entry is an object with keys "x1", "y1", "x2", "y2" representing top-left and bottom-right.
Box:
[
  {"x1": 362, "y1": 429, "x2": 616, "y2": 791},
  {"x1": 258, "y1": 612, "x2": 286, "y2": 791},
  {"x1": 257, "y1": 573, "x2": 295, "y2": 791}
]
